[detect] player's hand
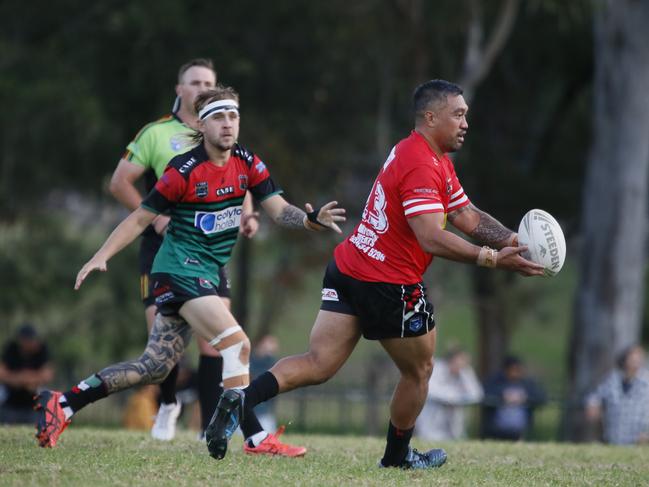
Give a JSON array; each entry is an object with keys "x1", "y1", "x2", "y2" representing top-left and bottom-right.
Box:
[
  {"x1": 305, "y1": 201, "x2": 346, "y2": 234},
  {"x1": 152, "y1": 214, "x2": 170, "y2": 236},
  {"x1": 496, "y1": 246, "x2": 545, "y2": 276},
  {"x1": 240, "y1": 211, "x2": 260, "y2": 238},
  {"x1": 75, "y1": 256, "x2": 108, "y2": 290}
]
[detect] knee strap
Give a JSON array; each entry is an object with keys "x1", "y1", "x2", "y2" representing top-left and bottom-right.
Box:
[{"x1": 209, "y1": 326, "x2": 248, "y2": 379}]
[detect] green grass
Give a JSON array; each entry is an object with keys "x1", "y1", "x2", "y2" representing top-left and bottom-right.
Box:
[{"x1": 1, "y1": 426, "x2": 647, "y2": 487}]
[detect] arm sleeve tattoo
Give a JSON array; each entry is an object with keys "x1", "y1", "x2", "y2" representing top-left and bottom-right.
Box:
[
  {"x1": 469, "y1": 208, "x2": 514, "y2": 247},
  {"x1": 449, "y1": 204, "x2": 514, "y2": 247},
  {"x1": 277, "y1": 204, "x2": 307, "y2": 229}
]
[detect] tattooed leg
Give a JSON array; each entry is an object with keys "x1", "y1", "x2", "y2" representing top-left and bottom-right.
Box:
[{"x1": 98, "y1": 314, "x2": 192, "y2": 394}]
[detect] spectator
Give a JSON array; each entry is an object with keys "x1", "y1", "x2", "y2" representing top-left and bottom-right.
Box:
[
  {"x1": 482, "y1": 355, "x2": 546, "y2": 440},
  {"x1": 415, "y1": 346, "x2": 483, "y2": 440},
  {"x1": 0, "y1": 324, "x2": 54, "y2": 424},
  {"x1": 250, "y1": 335, "x2": 280, "y2": 432},
  {"x1": 585, "y1": 345, "x2": 649, "y2": 445}
]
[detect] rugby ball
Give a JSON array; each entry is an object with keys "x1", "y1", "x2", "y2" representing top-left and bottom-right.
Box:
[{"x1": 517, "y1": 209, "x2": 566, "y2": 277}]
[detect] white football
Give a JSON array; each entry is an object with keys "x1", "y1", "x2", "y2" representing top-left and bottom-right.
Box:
[{"x1": 517, "y1": 209, "x2": 566, "y2": 277}]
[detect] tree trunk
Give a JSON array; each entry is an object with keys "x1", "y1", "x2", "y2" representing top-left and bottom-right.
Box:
[{"x1": 565, "y1": 0, "x2": 649, "y2": 442}]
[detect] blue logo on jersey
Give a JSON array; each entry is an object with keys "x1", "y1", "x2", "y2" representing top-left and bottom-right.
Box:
[
  {"x1": 195, "y1": 207, "x2": 242, "y2": 234},
  {"x1": 255, "y1": 160, "x2": 266, "y2": 174},
  {"x1": 408, "y1": 315, "x2": 424, "y2": 333}
]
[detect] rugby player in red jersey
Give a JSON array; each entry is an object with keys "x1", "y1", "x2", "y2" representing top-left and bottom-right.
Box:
[
  {"x1": 33, "y1": 86, "x2": 345, "y2": 458},
  {"x1": 207, "y1": 79, "x2": 544, "y2": 468}
]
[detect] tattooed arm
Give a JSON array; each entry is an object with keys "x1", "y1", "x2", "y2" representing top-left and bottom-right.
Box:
[
  {"x1": 447, "y1": 203, "x2": 516, "y2": 249},
  {"x1": 260, "y1": 194, "x2": 346, "y2": 232}
]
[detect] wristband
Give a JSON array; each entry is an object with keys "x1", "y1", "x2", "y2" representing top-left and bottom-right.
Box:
[
  {"x1": 306, "y1": 206, "x2": 327, "y2": 229},
  {"x1": 477, "y1": 246, "x2": 498, "y2": 268}
]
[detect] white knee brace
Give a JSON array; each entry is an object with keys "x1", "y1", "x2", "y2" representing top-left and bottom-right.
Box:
[{"x1": 209, "y1": 326, "x2": 249, "y2": 379}]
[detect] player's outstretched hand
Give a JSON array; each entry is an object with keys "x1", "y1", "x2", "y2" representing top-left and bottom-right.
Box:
[
  {"x1": 305, "y1": 201, "x2": 346, "y2": 234},
  {"x1": 75, "y1": 256, "x2": 108, "y2": 290},
  {"x1": 496, "y1": 246, "x2": 545, "y2": 277}
]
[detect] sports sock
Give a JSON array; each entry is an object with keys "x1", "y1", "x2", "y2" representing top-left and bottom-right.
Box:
[
  {"x1": 159, "y1": 363, "x2": 179, "y2": 405},
  {"x1": 381, "y1": 421, "x2": 414, "y2": 466},
  {"x1": 198, "y1": 355, "x2": 223, "y2": 431},
  {"x1": 244, "y1": 371, "x2": 279, "y2": 408},
  {"x1": 246, "y1": 430, "x2": 269, "y2": 448},
  {"x1": 240, "y1": 401, "x2": 265, "y2": 439},
  {"x1": 61, "y1": 374, "x2": 109, "y2": 417}
]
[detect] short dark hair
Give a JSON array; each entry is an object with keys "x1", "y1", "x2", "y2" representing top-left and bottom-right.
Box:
[
  {"x1": 413, "y1": 79, "x2": 463, "y2": 121},
  {"x1": 178, "y1": 58, "x2": 216, "y2": 83}
]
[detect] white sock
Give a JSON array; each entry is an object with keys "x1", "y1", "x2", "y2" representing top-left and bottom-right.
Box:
[
  {"x1": 59, "y1": 394, "x2": 74, "y2": 420},
  {"x1": 247, "y1": 431, "x2": 268, "y2": 447}
]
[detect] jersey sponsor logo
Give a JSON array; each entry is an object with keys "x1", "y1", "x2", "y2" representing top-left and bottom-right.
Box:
[
  {"x1": 348, "y1": 223, "x2": 386, "y2": 262},
  {"x1": 194, "y1": 206, "x2": 242, "y2": 234},
  {"x1": 414, "y1": 188, "x2": 438, "y2": 195},
  {"x1": 184, "y1": 257, "x2": 200, "y2": 266},
  {"x1": 216, "y1": 186, "x2": 234, "y2": 196},
  {"x1": 239, "y1": 174, "x2": 248, "y2": 190},
  {"x1": 362, "y1": 181, "x2": 388, "y2": 234},
  {"x1": 179, "y1": 157, "x2": 199, "y2": 174},
  {"x1": 255, "y1": 160, "x2": 267, "y2": 174},
  {"x1": 321, "y1": 288, "x2": 339, "y2": 301},
  {"x1": 195, "y1": 182, "x2": 209, "y2": 198}
]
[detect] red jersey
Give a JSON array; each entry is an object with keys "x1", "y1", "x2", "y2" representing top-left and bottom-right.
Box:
[{"x1": 334, "y1": 130, "x2": 470, "y2": 284}]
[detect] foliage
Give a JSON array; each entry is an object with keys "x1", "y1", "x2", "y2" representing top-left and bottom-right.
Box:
[{"x1": 2, "y1": 426, "x2": 648, "y2": 486}]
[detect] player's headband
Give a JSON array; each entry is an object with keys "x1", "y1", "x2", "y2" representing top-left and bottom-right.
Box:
[{"x1": 198, "y1": 99, "x2": 239, "y2": 120}]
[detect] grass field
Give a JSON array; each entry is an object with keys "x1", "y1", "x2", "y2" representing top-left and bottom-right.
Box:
[{"x1": 1, "y1": 426, "x2": 647, "y2": 487}]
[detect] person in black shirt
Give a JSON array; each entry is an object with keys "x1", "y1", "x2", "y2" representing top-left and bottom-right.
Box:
[{"x1": 0, "y1": 324, "x2": 54, "y2": 424}]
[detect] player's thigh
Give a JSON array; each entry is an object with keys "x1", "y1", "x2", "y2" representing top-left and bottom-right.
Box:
[
  {"x1": 307, "y1": 310, "x2": 362, "y2": 372},
  {"x1": 179, "y1": 295, "x2": 240, "y2": 342},
  {"x1": 380, "y1": 328, "x2": 436, "y2": 378}
]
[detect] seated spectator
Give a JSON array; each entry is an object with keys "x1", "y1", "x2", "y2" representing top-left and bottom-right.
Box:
[
  {"x1": 415, "y1": 346, "x2": 483, "y2": 440},
  {"x1": 0, "y1": 324, "x2": 54, "y2": 424},
  {"x1": 585, "y1": 344, "x2": 649, "y2": 445},
  {"x1": 482, "y1": 355, "x2": 546, "y2": 441}
]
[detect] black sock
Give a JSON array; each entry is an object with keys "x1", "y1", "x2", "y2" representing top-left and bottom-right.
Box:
[
  {"x1": 240, "y1": 402, "x2": 264, "y2": 439},
  {"x1": 381, "y1": 421, "x2": 414, "y2": 466},
  {"x1": 62, "y1": 374, "x2": 109, "y2": 413},
  {"x1": 198, "y1": 355, "x2": 223, "y2": 431},
  {"x1": 159, "y1": 363, "x2": 179, "y2": 404},
  {"x1": 244, "y1": 371, "x2": 279, "y2": 408}
]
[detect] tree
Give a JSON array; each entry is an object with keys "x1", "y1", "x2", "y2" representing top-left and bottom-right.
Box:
[{"x1": 565, "y1": 0, "x2": 649, "y2": 441}]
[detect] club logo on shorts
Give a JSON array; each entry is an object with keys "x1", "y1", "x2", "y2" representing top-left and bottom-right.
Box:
[
  {"x1": 321, "y1": 288, "x2": 339, "y2": 301},
  {"x1": 199, "y1": 278, "x2": 213, "y2": 289},
  {"x1": 408, "y1": 315, "x2": 424, "y2": 332},
  {"x1": 195, "y1": 181, "x2": 209, "y2": 198}
]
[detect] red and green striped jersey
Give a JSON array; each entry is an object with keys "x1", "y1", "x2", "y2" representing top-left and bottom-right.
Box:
[{"x1": 141, "y1": 143, "x2": 282, "y2": 284}]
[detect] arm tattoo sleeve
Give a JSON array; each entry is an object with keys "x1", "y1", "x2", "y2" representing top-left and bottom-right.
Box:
[
  {"x1": 469, "y1": 208, "x2": 514, "y2": 247},
  {"x1": 277, "y1": 204, "x2": 307, "y2": 229},
  {"x1": 98, "y1": 314, "x2": 191, "y2": 393}
]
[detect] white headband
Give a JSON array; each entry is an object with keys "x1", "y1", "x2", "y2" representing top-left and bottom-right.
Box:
[{"x1": 198, "y1": 99, "x2": 239, "y2": 120}]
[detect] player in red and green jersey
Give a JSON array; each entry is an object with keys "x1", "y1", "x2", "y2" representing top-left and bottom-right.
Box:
[
  {"x1": 109, "y1": 59, "x2": 258, "y2": 440},
  {"x1": 34, "y1": 85, "x2": 345, "y2": 458}
]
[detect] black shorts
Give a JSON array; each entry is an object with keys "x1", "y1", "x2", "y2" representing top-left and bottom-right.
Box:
[
  {"x1": 139, "y1": 232, "x2": 230, "y2": 307},
  {"x1": 151, "y1": 272, "x2": 228, "y2": 316},
  {"x1": 319, "y1": 259, "x2": 435, "y2": 340}
]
